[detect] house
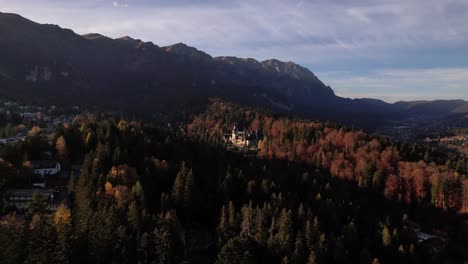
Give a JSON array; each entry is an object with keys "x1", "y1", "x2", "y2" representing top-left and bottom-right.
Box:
[
  {"x1": 2, "y1": 188, "x2": 65, "y2": 212},
  {"x1": 31, "y1": 160, "x2": 61, "y2": 177},
  {"x1": 0, "y1": 136, "x2": 26, "y2": 146},
  {"x1": 420, "y1": 237, "x2": 447, "y2": 256},
  {"x1": 405, "y1": 220, "x2": 448, "y2": 256}
]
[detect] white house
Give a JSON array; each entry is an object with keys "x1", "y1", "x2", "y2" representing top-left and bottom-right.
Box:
[
  {"x1": 31, "y1": 160, "x2": 61, "y2": 177},
  {"x1": 3, "y1": 188, "x2": 64, "y2": 212}
]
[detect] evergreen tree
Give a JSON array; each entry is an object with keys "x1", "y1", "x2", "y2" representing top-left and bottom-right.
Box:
[
  {"x1": 382, "y1": 225, "x2": 392, "y2": 248},
  {"x1": 137, "y1": 232, "x2": 154, "y2": 264},
  {"x1": 307, "y1": 250, "x2": 318, "y2": 264},
  {"x1": 277, "y1": 209, "x2": 293, "y2": 253},
  {"x1": 228, "y1": 201, "x2": 239, "y2": 235},
  {"x1": 54, "y1": 206, "x2": 72, "y2": 263},
  {"x1": 171, "y1": 162, "x2": 187, "y2": 206},
  {"x1": 217, "y1": 205, "x2": 229, "y2": 244},
  {"x1": 240, "y1": 202, "x2": 254, "y2": 239},
  {"x1": 292, "y1": 231, "x2": 306, "y2": 264},
  {"x1": 25, "y1": 215, "x2": 53, "y2": 264},
  {"x1": 28, "y1": 191, "x2": 48, "y2": 217},
  {"x1": 128, "y1": 200, "x2": 141, "y2": 233},
  {"x1": 154, "y1": 225, "x2": 173, "y2": 264},
  {"x1": 183, "y1": 169, "x2": 195, "y2": 213},
  {"x1": 216, "y1": 237, "x2": 256, "y2": 264},
  {"x1": 253, "y1": 206, "x2": 266, "y2": 243},
  {"x1": 0, "y1": 214, "x2": 25, "y2": 264}
]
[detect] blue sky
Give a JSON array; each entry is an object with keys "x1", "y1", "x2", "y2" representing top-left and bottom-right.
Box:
[{"x1": 1, "y1": 0, "x2": 468, "y2": 102}]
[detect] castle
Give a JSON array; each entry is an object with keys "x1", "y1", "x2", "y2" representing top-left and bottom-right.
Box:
[{"x1": 226, "y1": 126, "x2": 262, "y2": 149}]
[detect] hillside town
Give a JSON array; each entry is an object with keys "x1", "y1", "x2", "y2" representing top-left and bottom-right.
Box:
[
  {"x1": 0, "y1": 100, "x2": 82, "y2": 215},
  {"x1": 424, "y1": 134, "x2": 468, "y2": 155}
]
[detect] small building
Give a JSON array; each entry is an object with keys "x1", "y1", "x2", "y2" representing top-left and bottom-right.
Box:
[
  {"x1": 0, "y1": 136, "x2": 26, "y2": 145},
  {"x1": 31, "y1": 160, "x2": 61, "y2": 177},
  {"x1": 420, "y1": 237, "x2": 447, "y2": 256},
  {"x1": 405, "y1": 220, "x2": 448, "y2": 257},
  {"x1": 2, "y1": 188, "x2": 64, "y2": 212}
]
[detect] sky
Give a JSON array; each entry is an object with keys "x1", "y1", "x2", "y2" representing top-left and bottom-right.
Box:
[{"x1": 1, "y1": 0, "x2": 468, "y2": 102}]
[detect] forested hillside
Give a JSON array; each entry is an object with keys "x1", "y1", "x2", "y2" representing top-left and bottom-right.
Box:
[
  {"x1": 189, "y1": 100, "x2": 468, "y2": 213},
  {"x1": 0, "y1": 101, "x2": 466, "y2": 263}
]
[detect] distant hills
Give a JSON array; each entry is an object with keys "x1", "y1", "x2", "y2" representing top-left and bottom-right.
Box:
[{"x1": 0, "y1": 12, "x2": 466, "y2": 129}]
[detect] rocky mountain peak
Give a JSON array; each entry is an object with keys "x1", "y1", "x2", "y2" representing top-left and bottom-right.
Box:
[
  {"x1": 163, "y1": 43, "x2": 212, "y2": 62},
  {"x1": 261, "y1": 59, "x2": 319, "y2": 82}
]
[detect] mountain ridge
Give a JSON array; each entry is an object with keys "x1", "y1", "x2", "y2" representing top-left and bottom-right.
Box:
[{"x1": 0, "y1": 11, "x2": 466, "y2": 129}]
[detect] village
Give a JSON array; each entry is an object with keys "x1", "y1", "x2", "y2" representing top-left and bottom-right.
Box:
[
  {"x1": 0, "y1": 100, "x2": 81, "y2": 215},
  {"x1": 424, "y1": 134, "x2": 468, "y2": 155},
  {"x1": 2, "y1": 160, "x2": 82, "y2": 214}
]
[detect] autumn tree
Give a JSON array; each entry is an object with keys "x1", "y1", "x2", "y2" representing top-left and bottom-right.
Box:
[{"x1": 56, "y1": 136, "x2": 69, "y2": 161}]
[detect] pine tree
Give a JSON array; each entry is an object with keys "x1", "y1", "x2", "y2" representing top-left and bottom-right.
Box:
[
  {"x1": 382, "y1": 225, "x2": 392, "y2": 248},
  {"x1": 398, "y1": 244, "x2": 405, "y2": 255},
  {"x1": 54, "y1": 205, "x2": 72, "y2": 263},
  {"x1": 240, "y1": 202, "x2": 253, "y2": 239},
  {"x1": 292, "y1": 231, "x2": 306, "y2": 264},
  {"x1": 89, "y1": 203, "x2": 117, "y2": 262},
  {"x1": 0, "y1": 214, "x2": 25, "y2": 263},
  {"x1": 305, "y1": 217, "x2": 320, "y2": 249},
  {"x1": 307, "y1": 250, "x2": 317, "y2": 264},
  {"x1": 74, "y1": 171, "x2": 93, "y2": 235},
  {"x1": 267, "y1": 217, "x2": 277, "y2": 250},
  {"x1": 217, "y1": 205, "x2": 229, "y2": 244},
  {"x1": 277, "y1": 209, "x2": 293, "y2": 253},
  {"x1": 305, "y1": 219, "x2": 313, "y2": 249},
  {"x1": 113, "y1": 147, "x2": 122, "y2": 165},
  {"x1": 25, "y1": 214, "x2": 53, "y2": 264},
  {"x1": 343, "y1": 222, "x2": 359, "y2": 254},
  {"x1": 114, "y1": 225, "x2": 131, "y2": 263},
  {"x1": 228, "y1": 201, "x2": 238, "y2": 234},
  {"x1": 253, "y1": 206, "x2": 266, "y2": 243},
  {"x1": 137, "y1": 232, "x2": 154, "y2": 264},
  {"x1": 67, "y1": 174, "x2": 76, "y2": 195},
  {"x1": 216, "y1": 237, "x2": 255, "y2": 264},
  {"x1": 171, "y1": 162, "x2": 187, "y2": 206},
  {"x1": 423, "y1": 150, "x2": 430, "y2": 163},
  {"x1": 154, "y1": 225, "x2": 173, "y2": 264},
  {"x1": 28, "y1": 192, "x2": 48, "y2": 217},
  {"x1": 128, "y1": 200, "x2": 141, "y2": 233},
  {"x1": 297, "y1": 203, "x2": 306, "y2": 226},
  {"x1": 183, "y1": 169, "x2": 195, "y2": 213},
  {"x1": 132, "y1": 180, "x2": 143, "y2": 197}
]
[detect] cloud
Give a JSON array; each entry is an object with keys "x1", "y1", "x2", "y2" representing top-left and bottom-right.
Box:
[
  {"x1": 112, "y1": 1, "x2": 128, "y2": 8},
  {"x1": 5, "y1": 0, "x2": 468, "y2": 50},
  {"x1": 347, "y1": 8, "x2": 371, "y2": 24}
]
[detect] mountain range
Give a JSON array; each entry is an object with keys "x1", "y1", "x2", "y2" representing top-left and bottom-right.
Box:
[{"x1": 0, "y1": 12, "x2": 467, "y2": 129}]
